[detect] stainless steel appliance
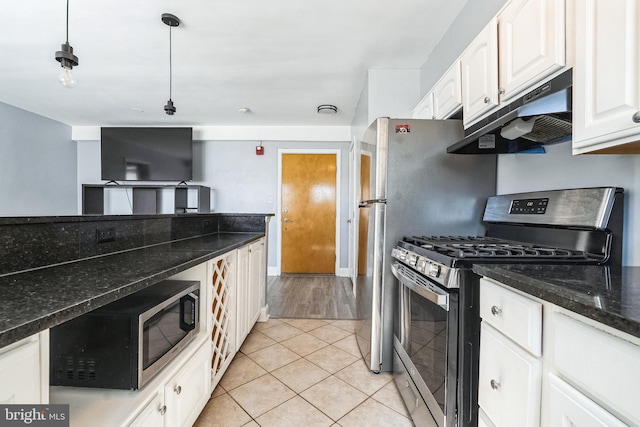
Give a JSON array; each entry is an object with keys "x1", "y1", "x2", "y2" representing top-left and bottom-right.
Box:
[
  {"x1": 355, "y1": 118, "x2": 497, "y2": 373},
  {"x1": 391, "y1": 187, "x2": 624, "y2": 427},
  {"x1": 447, "y1": 69, "x2": 572, "y2": 154},
  {"x1": 50, "y1": 280, "x2": 200, "y2": 390}
]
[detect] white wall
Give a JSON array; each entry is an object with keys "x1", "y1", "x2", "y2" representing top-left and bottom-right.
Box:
[
  {"x1": 0, "y1": 102, "x2": 77, "y2": 216},
  {"x1": 76, "y1": 139, "x2": 351, "y2": 272},
  {"x1": 497, "y1": 142, "x2": 640, "y2": 266}
]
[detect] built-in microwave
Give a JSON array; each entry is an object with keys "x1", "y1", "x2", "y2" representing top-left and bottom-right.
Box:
[{"x1": 50, "y1": 279, "x2": 200, "y2": 390}]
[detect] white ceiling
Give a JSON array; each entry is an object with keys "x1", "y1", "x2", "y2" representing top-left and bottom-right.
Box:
[{"x1": 0, "y1": 0, "x2": 466, "y2": 127}]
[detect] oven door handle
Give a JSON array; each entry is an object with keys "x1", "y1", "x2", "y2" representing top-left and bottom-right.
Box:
[{"x1": 391, "y1": 263, "x2": 449, "y2": 311}]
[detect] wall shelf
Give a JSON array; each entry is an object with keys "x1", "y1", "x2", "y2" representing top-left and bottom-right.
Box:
[{"x1": 82, "y1": 184, "x2": 211, "y2": 215}]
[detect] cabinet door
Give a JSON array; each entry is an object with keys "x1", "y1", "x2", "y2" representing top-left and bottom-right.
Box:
[
  {"x1": 547, "y1": 374, "x2": 627, "y2": 427},
  {"x1": 479, "y1": 323, "x2": 542, "y2": 427},
  {"x1": 573, "y1": 0, "x2": 640, "y2": 153},
  {"x1": 0, "y1": 335, "x2": 43, "y2": 404},
  {"x1": 128, "y1": 390, "x2": 165, "y2": 427},
  {"x1": 248, "y1": 238, "x2": 265, "y2": 328},
  {"x1": 208, "y1": 250, "x2": 236, "y2": 387},
  {"x1": 164, "y1": 342, "x2": 211, "y2": 427},
  {"x1": 412, "y1": 93, "x2": 435, "y2": 119},
  {"x1": 235, "y1": 245, "x2": 250, "y2": 346},
  {"x1": 462, "y1": 18, "x2": 500, "y2": 127},
  {"x1": 498, "y1": 0, "x2": 566, "y2": 102},
  {"x1": 433, "y1": 62, "x2": 462, "y2": 119}
]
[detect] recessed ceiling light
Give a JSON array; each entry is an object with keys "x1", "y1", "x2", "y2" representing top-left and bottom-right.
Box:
[
  {"x1": 317, "y1": 104, "x2": 337, "y2": 114},
  {"x1": 238, "y1": 107, "x2": 251, "y2": 114}
]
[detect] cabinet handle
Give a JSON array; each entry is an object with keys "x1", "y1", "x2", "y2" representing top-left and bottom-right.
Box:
[
  {"x1": 490, "y1": 379, "x2": 501, "y2": 390},
  {"x1": 159, "y1": 405, "x2": 167, "y2": 415},
  {"x1": 484, "y1": 96, "x2": 490, "y2": 104},
  {"x1": 499, "y1": 87, "x2": 505, "y2": 95},
  {"x1": 490, "y1": 305, "x2": 502, "y2": 316},
  {"x1": 432, "y1": 115, "x2": 436, "y2": 120},
  {"x1": 633, "y1": 112, "x2": 640, "y2": 123},
  {"x1": 174, "y1": 385, "x2": 182, "y2": 395}
]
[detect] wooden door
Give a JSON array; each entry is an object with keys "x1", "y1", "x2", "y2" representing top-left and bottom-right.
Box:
[
  {"x1": 357, "y1": 153, "x2": 371, "y2": 275},
  {"x1": 281, "y1": 154, "x2": 336, "y2": 273}
]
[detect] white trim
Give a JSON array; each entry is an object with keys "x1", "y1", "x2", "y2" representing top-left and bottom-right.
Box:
[
  {"x1": 277, "y1": 148, "x2": 342, "y2": 275},
  {"x1": 267, "y1": 266, "x2": 279, "y2": 276},
  {"x1": 336, "y1": 267, "x2": 350, "y2": 277},
  {"x1": 72, "y1": 125, "x2": 351, "y2": 142}
]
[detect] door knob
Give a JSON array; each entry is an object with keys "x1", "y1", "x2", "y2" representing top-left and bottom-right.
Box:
[
  {"x1": 633, "y1": 111, "x2": 640, "y2": 123},
  {"x1": 283, "y1": 218, "x2": 293, "y2": 222}
]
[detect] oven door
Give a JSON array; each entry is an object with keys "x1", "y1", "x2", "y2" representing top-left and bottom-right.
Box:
[{"x1": 392, "y1": 262, "x2": 458, "y2": 427}]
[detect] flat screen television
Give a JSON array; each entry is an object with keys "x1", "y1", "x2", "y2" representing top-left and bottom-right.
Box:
[{"x1": 101, "y1": 127, "x2": 193, "y2": 181}]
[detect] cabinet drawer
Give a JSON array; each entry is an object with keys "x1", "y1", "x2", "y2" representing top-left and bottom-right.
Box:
[
  {"x1": 552, "y1": 313, "x2": 640, "y2": 425},
  {"x1": 479, "y1": 323, "x2": 542, "y2": 427},
  {"x1": 548, "y1": 374, "x2": 627, "y2": 427},
  {"x1": 480, "y1": 278, "x2": 542, "y2": 356}
]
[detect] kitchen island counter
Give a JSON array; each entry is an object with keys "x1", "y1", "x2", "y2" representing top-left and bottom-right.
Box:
[
  {"x1": 473, "y1": 264, "x2": 640, "y2": 340},
  {"x1": 0, "y1": 231, "x2": 264, "y2": 348}
]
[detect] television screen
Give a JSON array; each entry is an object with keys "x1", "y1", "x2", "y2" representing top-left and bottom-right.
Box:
[{"x1": 101, "y1": 127, "x2": 193, "y2": 181}]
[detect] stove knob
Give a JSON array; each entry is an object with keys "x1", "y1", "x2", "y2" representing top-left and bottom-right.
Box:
[
  {"x1": 428, "y1": 263, "x2": 441, "y2": 278},
  {"x1": 417, "y1": 258, "x2": 427, "y2": 273}
]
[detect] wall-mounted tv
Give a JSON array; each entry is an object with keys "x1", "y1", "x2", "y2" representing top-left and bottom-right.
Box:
[{"x1": 101, "y1": 127, "x2": 193, "y2": 181}]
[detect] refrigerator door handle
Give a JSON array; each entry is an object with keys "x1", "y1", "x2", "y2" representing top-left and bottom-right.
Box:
[{"x1": 358, "y1": 199, "x2": 387, "y2": 208}]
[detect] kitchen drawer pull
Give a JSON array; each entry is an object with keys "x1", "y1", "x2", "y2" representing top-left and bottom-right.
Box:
[
  {"x1": 484, "y1": 96, "x2": 490, "y2": 104},
  {"x1": 490, "y1": 305, "x2": 502, "y2": 316},
  {"x1": 490, "y1": 379, "x2": 501, "y2": 390},
  {"x1": 159, "y1": 405, "x2": 167, "y2": 415},
  {"x1": 174, "y1": 385, "x2": 182, "y2": 395},
  {"x1": 633, "y1": 112, "x2": 640, "y2": 123}
]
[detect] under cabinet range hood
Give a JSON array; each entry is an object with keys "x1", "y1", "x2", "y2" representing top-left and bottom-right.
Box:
[{"x1": 447, "y1": 69, "x2": 572, "y2": 154}]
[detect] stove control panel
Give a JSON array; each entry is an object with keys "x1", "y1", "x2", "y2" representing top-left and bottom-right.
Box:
[
  {"x1": 391, "y1": 247, "x2": 452, "y2": 287},
  {"x1": 510, "y1": 197, "x2": 549, "y2": 214}
]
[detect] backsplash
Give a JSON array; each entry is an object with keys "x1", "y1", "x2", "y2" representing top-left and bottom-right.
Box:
[{"x1": 0, "y1": 213, "x2": 268, "y2": 275}]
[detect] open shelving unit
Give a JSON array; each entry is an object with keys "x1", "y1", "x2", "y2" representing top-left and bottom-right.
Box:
[{"x1": 82, "y1": 184, "x2": 211, "y2": 215}]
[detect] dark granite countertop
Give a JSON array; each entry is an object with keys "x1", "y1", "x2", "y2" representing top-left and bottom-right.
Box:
[
  {"x1": 0, "y1": 232, "x2": 263, "y2": 348},
  {"x1": 473, "y1": 264, "x2": 640, "y2": 339}
]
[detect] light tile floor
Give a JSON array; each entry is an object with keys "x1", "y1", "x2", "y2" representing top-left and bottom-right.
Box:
[{"x1": 194, "y1": 318, "x2": 414, "y2": 427}]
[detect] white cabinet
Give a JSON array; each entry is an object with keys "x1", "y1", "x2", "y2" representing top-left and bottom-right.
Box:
[
  {"x1": 548, "y1": 374, "x2": 628, "y2": 427},
  {"x1": 0, "y1": 331, "x2": 48, "y2": 404},
  {"x1": 480, "y1": 277, "x2": 640, "y2": 427},
  {"x1": 433, "y1": 62, "x2": 462, "y2": 119},
  {"x1": 235, "y1": 238, "x2": 266, "y2": 348},
  {"x1": 498, "y1": 0, "x2": 566, "y2": 103},
  {"x1": 128, "y1": 340, "x2": 211, "y2": 427},
  {"x1": 412, "y1": 93, "x2": 434, "y2": 119},
  {"x1": 572, "y1": 0, "x2": 640, "y2": 154},
  {"x1": 162, "y1": 341, "x2": 211, "y2": 427},
  {"x1": 461, "y1": 18, "x2": 500, "y2": 127},
  {"x1": 479, "y1": 279, "x2": 542, "y2": 427},
  {"x1": 461, "y1": 0, "x2": 566, "y2": 128}
]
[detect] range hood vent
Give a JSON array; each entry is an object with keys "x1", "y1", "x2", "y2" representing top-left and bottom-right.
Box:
[{"x1": 447, "y1": 69, "x2": 572, "y2": 154}]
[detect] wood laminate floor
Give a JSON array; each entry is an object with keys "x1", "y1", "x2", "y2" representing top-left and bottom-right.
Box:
[{"x1": 266, "y1": 274, "x2": 357, "y2": 320}]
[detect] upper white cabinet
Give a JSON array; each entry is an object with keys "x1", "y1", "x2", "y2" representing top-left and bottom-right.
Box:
[
  {"x1": 461, "y1": 18, "x2": 500, "y2": 127},
  {"x1": 433, "y1": 62, "x2": 463, "y2": 119},
  {"x1": 572, "y1": 0, "x2": 640, "y2": 154},
  {"x1": 414, "y1": 62, "x2": 462, "y2": 120},
  {"x1": 498, "y1": 0, "x2": 566, "y2": 103},
  {"x1": 461, "y1": 0, "x2": 567, "y2": 128}
]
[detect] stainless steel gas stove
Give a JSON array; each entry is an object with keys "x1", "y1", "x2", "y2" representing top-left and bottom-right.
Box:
[{"x1": 391, "y1": 187, "x2": 624, "y2": 427}]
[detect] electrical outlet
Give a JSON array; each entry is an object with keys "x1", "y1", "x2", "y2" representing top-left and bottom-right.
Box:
[
  {"x1": 202, "y1": 219, "x2": 213, "y2": 232},
  {"x1": 96, "y1": 227, "x2": 115, "y2": 243}
]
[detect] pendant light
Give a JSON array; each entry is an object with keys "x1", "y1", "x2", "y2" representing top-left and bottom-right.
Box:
[
  {"x1": 55, "y1": 0, "x2": 79, "y2": 88},
  {"x1": 162, "y1": 13, "x2": 180, "y2": 115}
]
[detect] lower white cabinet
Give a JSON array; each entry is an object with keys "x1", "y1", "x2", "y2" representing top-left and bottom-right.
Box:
[
  {"x1": 236, "y1": 238, "x2": 265, "y2": 347},
  {"x1": 548, "y1": 374, "x2": 627, "y2": 427},
  {"x1": 128, "y1": 340, "x2": 211, "y2": 427},
  {"x1": 0, "y1": 331, "x2": 49, "y2": 405},
  {"x1": 480, "y1": 277, "x2": 640, "y2": 427},
  {"x1": 479, "y1": 323, "x2": 542, "y2": 427}
]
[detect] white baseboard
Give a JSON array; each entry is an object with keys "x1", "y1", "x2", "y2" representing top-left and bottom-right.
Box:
[
  {"x1": 268, "y1": 266, "x2": 279, "y2": 276},
  {"x1": 258, "y1": 305, "x2": 270, "y2": 322},
  {"x1": 336, "y1": 267, "x2": 350, "y2": 277}
]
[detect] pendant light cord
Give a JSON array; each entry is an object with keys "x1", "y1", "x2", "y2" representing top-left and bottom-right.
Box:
[
  {"x1": 169, "y1": 26, "x2": 173, "y2": 100},
  {"x1": 65, "y1": 0, "x2": 70, "y2": 43}
]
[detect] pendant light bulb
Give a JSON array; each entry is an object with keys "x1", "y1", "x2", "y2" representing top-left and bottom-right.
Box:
[
  {"x1": 54, "y1": 1, "x2": 79, "y2": 88},
  {"x1": 58, "y1": 66, "x2": 77, "y2": 88}
]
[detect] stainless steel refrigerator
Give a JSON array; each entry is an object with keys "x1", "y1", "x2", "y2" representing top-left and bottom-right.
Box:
[{"x1": 355, "y1": 117, "x2": 496, "y2": 372}]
